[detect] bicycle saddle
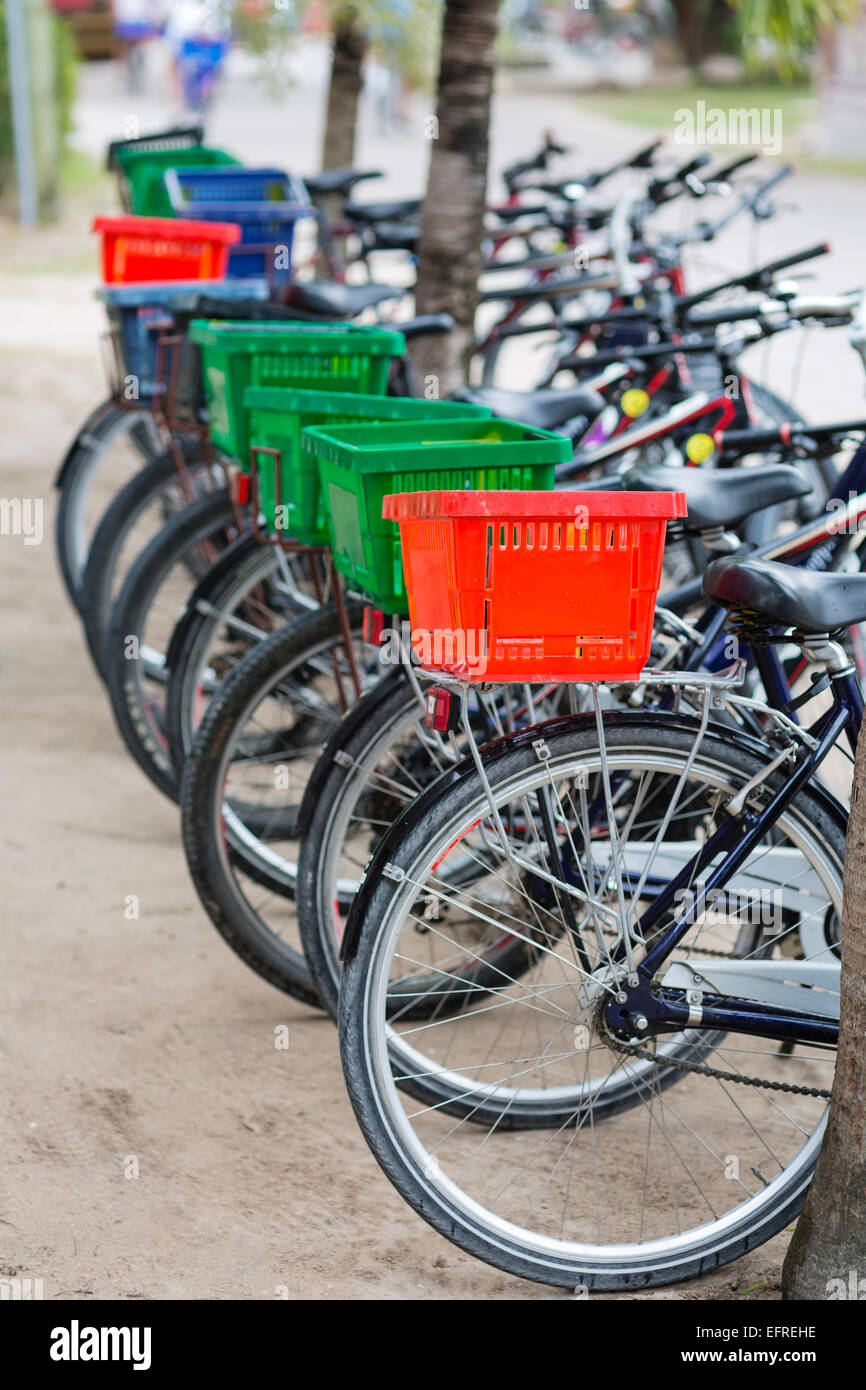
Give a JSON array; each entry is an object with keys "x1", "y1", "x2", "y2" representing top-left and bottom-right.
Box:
[
  {"x1": 399, "y1": 314, "x2": 454, "y2": 339},
  {"x1": 451, "y1": 385, "x2": 604, "y2": 432},
  {"x1": 704, "y1": 555, "x2": 866, "y2": 633},
  {"x1": 367, "y1": 222, "x2": 420, "y2": 252},
  {"x1": 303, "y1": 168, "x2": 381, "y2": 197},
  {"x1": 487, "y1": 203, "x2": 549, "y2": 223},
  {"x1": 345, "y1": 198, "x2": 422, "y2": 223},
  {"x1": 625, "y1": 462, "x2": 813, "y2": 533},
  {"x1": 280, "y1": 281, "x2": 401, "y2": 318}
]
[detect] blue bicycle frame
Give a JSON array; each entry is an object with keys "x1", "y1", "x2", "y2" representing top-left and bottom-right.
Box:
[{"x1": 604, "y1": 667, "x2": 862, "y2": 1049}]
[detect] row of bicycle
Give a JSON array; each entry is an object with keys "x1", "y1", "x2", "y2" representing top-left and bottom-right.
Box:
[{"x1": 57, "y1": 124, "x2": 866, "y2": 1292}]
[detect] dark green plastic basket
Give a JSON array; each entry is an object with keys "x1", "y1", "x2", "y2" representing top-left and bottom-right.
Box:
[
  {"x1": 303, "y1": 417, "x2": 571, "y2": 611},
  {"x1": 118, "y1": 146, "x2": 240, "y2": 218},
  {"x1": 244, "y1": 388, "x2": 492, "y2": 545},
  {"x1": 190, "y1": 320, "x2": 406, "y2": 461}
]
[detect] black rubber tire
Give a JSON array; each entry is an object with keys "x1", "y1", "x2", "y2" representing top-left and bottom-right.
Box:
[
  {"x1": 80, "y1": 441, "x2": 211, "y2": 681},
  {"x1": 163, "y1": 534, "x2": 287, "y2": 781},
  {"x1": 339, "y1": 716, "x2": 844, "y2": 1290},
  {"x1": 179, "y1": 603, "x2": 366, "y2": 1005},
  {"x1": 104, "y1": 489, "x2": 239, "y2": 800},
  {"x1": 55, "y1": 400, "x2": 161, "y2": 610}
]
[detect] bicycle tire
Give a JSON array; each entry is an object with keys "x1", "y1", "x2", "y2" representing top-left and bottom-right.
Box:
[
  {"x1": 180, "y1": 604, "x2": 369, "y2": 1004},
  {"x1": 340, "y1": 714, "x2": 843, "y2": 1289}
]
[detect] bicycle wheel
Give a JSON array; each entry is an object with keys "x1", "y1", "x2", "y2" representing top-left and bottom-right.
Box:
[
  {"x1": 164, "y1": 534, "x2": 321, "y2": 782},
  {"x1": 180, "y1": 604, "x2": 376, "y2": 1003},
  {"x1": 297, "y1": 671, "x2": 575, "y2": 1019},
  {"x1": 340, "y1": 714, "x2": 842, "y2": 1290},
  {"x1": 104, "y1": 489, "x2": 241, "y2": 798},
  {"x1": 55, "y1": 399, "x2": 163, "y2": 608},
  {"x1": 80, "y1": 442, "x2": 216, "y2": 680}
]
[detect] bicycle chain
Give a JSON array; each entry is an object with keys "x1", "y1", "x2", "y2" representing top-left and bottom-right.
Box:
[{"x1": 622, "y1": 1038, "x2": 831, "y2": 1099}]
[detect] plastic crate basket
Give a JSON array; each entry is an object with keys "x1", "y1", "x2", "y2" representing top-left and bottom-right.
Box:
[
  {"x1": 189, "y1": 321, "x2": 405, "y2": 461},
  {"x1": 165, "y1": 166, "x2": 311, "y2": 281},
  {"x1": 117, "y1": 145, "x2": 239, "y2": 218},
  {"x1": 304, "y1": 419, "x2": 571, "y2": 613},
  {"x1": 244, "y1": 389, "x2": 493, "y2": 546},
  {"x1": 96, "y1": 278, "x2": 269, "y2": 402},
  {"x1": 382, "y1": 489, "x2": 688, "y2": 681},
  {"x1": 93, "y1": 215, "x2": 241, "y2": 284},
  {"x1": 108, "y1": 125, "x2": 203, "y2": 173}
]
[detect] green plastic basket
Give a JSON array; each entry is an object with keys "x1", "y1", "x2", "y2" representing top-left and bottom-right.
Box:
[
  {"x1": 244, "y1": 388, "x2": 493, "y2": 545},
  {"x1": 191, "y1": 320, "x2": 406, "y2": 461},
  {"x1": 118, "y1": 146, "x2": 240, "y2": 218},
  {"x1": 303, "y1": 417, "x2": 572, "y2": 611}
]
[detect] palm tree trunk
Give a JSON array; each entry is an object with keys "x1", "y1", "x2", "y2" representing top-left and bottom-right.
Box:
[
  {"x1": 782, "y1": 710, "x2": 866, "y2": 1299},
  {"x1": 669, "y1": 0, "x2": 730, "y2": 70},
  {"x1": 322, "y1": 6, "x2": 367, "y2": 171},
  {"x1": 410, "y1": 0, "x2": 499, "y2": 396}
]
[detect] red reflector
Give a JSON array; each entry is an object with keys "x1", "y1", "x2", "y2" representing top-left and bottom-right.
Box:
[
  {"x1": 233, "y1": 472, "x2": 250, "y2": 506},
  {"x1": 363, "y1": 607, "x2": 385, "y2": 644},
  {"x1": 425, "y1": 687, "x2": 460, "y2": 733}
]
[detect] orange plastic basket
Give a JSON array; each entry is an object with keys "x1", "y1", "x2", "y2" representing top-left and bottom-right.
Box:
[
  {"x1": 382, "y1": 489, "x2": 687, "y2": 682},
  {"x1": 93, "y1": 214, "x2": 241, "y2": 283}
]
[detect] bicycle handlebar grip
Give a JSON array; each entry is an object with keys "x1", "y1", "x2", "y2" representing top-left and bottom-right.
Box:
[
  {"x1": 628, "y1": 137, "x2": 664, "y2": 169},
  {"x1": 719, "y1": 418, "x2": 866, "y2": 452},
  {"x1": 685, "y1": 302, "x2": 777, "y2": 327},
  {"x1": 748, "y1": 242, "x2": 830, "y2": 283},
  {"x1": 718, "y1": 426, "x2": 787, "y2": 451},
  {"x1": 672, "y1": 153, "x2": 712, "y2": 181},
  {"x1": 710, "y1": 152, "x2": 758, "y2": 182}
]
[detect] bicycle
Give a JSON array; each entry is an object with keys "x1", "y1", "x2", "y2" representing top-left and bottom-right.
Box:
[{"x1": 336, "y1": 494, "x2": 859, "y2": 1291}]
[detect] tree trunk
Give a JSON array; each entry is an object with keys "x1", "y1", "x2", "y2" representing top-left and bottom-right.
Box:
[
  {"x1": 669, "y1": 0, "x2": 729, "y2": 69},
  {"x1": 410, "y1": 0, "x2": 499, "y2": 397},
  {"x1": 782, "y1": 710, "x2": 866, "y2": 1300},
  {"x1": 322, "y1": 6, "x2": 366, "y2": 172}
]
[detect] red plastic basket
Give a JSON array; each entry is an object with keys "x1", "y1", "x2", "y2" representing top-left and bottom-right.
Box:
[
  {"x1": 92, "y1": 214, "x2": 241, "y2": 283},
  {"x1": 382, "y1": 490, "x2": 688, "y2": 681}
]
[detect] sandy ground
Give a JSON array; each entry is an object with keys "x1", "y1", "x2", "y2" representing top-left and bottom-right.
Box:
[{"x1": 1, "y1": 53, "x2": 863, "y2": 1302}]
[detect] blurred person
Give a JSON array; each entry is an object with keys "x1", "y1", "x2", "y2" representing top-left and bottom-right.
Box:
[
  {"x1": 365, "y1": 51, "x2": 400, "y2": 134},
  {"x1": 112, "y1": 0, "x2": 161, "y2": 93},
  {"x1": 165, "y1": 0, "x2": 233, "y2": 113}
]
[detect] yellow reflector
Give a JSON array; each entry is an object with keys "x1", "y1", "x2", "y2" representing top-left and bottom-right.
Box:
[
  {"x1": 621, "y1": 388, "x2": 650, "y2": 419},
  {"x1": 685, "y1": 432, "x2": 715, "y2": 464}
]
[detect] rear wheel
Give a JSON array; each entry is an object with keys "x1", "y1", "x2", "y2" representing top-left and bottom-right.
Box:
[
  {"x1": 55, "y1": 400, "x2": 163, "y2": 608},
  {"x1": 180, "y1": 604, "x2": 375, "y2": 1002},
  {"x1": 80, "y1": 442, "x2": 216, "y2": 679},
  {"x1": 340, "y1": 717, "x2": 842, "y2": 1289},
  {"x1": 104, "y1": 490, "x2": 241, "y2": 798}
]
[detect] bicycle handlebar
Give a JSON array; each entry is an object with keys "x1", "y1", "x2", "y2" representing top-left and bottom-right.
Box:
[
  {"x1": 648, "y1": 153, "x2": 711, "y2": 205},
  {"x1": 706, "y1": 152, "x2": 759, "y2": 183},
  {"x1": 676, "y1": 242, "x2": 830, "y2": 310},
  {"x1": 719, "y1": 418, "x2": 866, "y2": 453},
  {"x1": 559, "y1": 336, "x2": 720, "y2": 372}
]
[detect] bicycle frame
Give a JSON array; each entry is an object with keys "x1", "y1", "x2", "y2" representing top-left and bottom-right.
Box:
[{"x1": 601, "y1": 668, "x2": 860, "y2": 1049}]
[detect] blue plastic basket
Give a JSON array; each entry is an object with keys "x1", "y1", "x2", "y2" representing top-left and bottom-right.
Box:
[
  {"x1": 96, "y1": 277, "x2": 269, "y2": 401},
  {"x1": 164, "y1": 166, "x2": 311, "y2": 283}
]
